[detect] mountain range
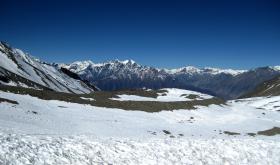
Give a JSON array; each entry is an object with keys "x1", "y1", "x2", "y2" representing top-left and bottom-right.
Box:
[
  {"x1": 1, "y1": 41, "x2": 280, "y2": 99},
  {"x1": 63, "y1": 60, "x2": 280, "y2": 99}
]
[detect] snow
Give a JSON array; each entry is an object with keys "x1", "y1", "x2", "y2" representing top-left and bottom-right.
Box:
[
  {"x1": 108, "y1": 59, "x2": 136, "y2": 65},
  {"x1": 0, "y1": 91, "x2": 280, "y2": 138},
  {"x1": 165, "y1": 66, "x2": 200, "y2": 74},
  {"x1": 0, "y1": 51, "x2": 25, "y2": 77},
  {"x1": 111, "y1": 88, "x2": 213, "y2": 102},
  {"x1": 122, "y1": 59, "x2": 136, "y2": 65},
  {"x1": 164, "y1": 66, "x2": 247, "y2": 76},
  {"x1": 0, "y1": 43, "x2": 95, "y2": 94},
  {"x1": 0, "y1": 91, "x2": 280, "y2": 164},
  {"x1": 0, "y1": 134, "x2": 279, "y2": 165},
  {"x1": 203, "y1": 67, "x2": 247, "y2": 76},
  {"x1": 65, "y1": 59, "x2": 249, "y2": 80},
  {"x1": 0, "y1": 80, "x2": 17, "y2": 86},
  {"x1": 270, "y1": 66, "x2": 280, "y2": 71},
  {"x1": 80, "y1": 97, "x2": 95, "y2": 101},
  {"x1": 62, "y1": 60, "x2": 94, "y2": 72},
  {"x1": 231, "y1": 96, "x2": 280, "y2": 111}
]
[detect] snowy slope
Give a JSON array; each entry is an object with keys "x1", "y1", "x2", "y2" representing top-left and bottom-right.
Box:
[
  {"x1": 1, "y1": 91, "x2": 280, "y2": 164},
  {"x1": 0, "y1": 91, "x2": 280, "y2": 164},
  {"x1": 231, "y1": 96, "x2": 280, "y2": 111},
  {"x1": 0, "y1": 42, "x2": 97, "y2": 94},
  {"x1": 0, "y1": 91, "x2": 279, "y2": 138}
]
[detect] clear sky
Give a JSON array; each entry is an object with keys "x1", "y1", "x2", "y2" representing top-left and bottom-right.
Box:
[{"x1": 0, "y1": 0, "x2": 279, "y2": 69}]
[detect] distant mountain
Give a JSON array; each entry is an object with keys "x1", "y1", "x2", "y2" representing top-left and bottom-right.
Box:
[
  {"x1": 0, "y1": 42, "x2": 98, "y2": 93},
  {"x1": 242, "y1": 75, "x2": 280, "y2": 98},
  {"x1": 63, "y1": 60, "x2": 280, "y2": 99},
  {"x1": 1, "y1": 41, "x2": 279, "y2": 99}
]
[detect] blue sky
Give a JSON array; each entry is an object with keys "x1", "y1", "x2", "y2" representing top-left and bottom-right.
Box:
[{"x1": 0, "y1": 0, "x2": 279, "y2": 69}]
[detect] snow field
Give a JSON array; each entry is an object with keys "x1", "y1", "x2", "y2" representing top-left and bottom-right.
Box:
[
  {"x1": 231, "y1": 96, "x2": 280, "y2": 111},
  {"x1": 111, "y1": 88, "x2": 213, "y2": 102},
  {"x1": 1, "y1": 90, "x2": 280, "y2": 164},
  {"x1": 0, "y1": 134, "x2": 279, "y2": 165},
  {"x1": 0, "y1": 91, "x2": 280, "y2": 138}
]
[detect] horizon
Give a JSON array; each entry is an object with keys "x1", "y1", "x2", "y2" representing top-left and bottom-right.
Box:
[
  {"x1": 65, "y1": 58, "x2": 272, "y2": 71},
  {"x1": 1, "y1": 40, "x2": 279, "y2": 70},
  {"x1": 0, "y1": 0, "x2": 280, "y2": 69}
]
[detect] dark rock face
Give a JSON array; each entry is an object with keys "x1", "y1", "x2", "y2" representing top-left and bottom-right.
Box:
[{"x1": 0, "y1": 75, "x2": 10, "y2": 83}]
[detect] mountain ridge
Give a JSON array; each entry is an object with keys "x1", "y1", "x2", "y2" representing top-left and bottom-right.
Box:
[
  {"x1": 0, "y1": 41, "x2": 98, "y2": 94},
  {"x1": 63, "y1": 59, "x2": 248, "y2": 76},
  {"x1": 62, "y1": 59, "x2": 280, "y2": 99}
]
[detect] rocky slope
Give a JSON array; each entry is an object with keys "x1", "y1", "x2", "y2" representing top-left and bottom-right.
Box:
[{"x1": 0, "y1": 42, "x2": 98, "y2": 94}]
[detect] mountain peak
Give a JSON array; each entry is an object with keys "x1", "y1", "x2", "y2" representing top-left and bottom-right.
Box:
[
  {"x1": 108, "y1": 59, "x2": 137, "y2": 65},
  {"x1": 64, "y1": 60, "x2": 94, "y2": 72},
  {"x1": 164, "y1": 66, "x2": 200, "y2": 74},
  {"x1": 0, "y1": 41, "x2": 10, "y2": 48},
  {"x1": 123, "y1": 59, "x2": 136, "y2": 64},
  {"x1": 270, "y1": 66, "x2": 280, "y2": 71}
]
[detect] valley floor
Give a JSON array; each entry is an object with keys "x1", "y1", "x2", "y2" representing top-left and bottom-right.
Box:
[{"x1": 0, "y1": 89, "x2": 280, "y2": 164}]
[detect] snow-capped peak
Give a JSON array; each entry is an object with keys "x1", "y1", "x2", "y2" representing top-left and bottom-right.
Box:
[
  {"x1": 65, "y1": 59, "x2": 250, "y2": 77},
  {"x1": 122, "y1": 59, "x2": 136, "y2": 65},
  {"x1": 270, "y1": 66, "x2": 280, "y2": 71},
  {"x1": 64, "y1": 60, "x2": 94, "y2": 72},
  {"x1": 164, "y1": 66, "x2": 200, "y2": 74},
  {"x1": 72, "y1": 60, "x2": 94, "y2": 66},
  {"x1": 202, "y1": 67, "x2": 247, "y2": 76},
  {"x1": 164, "y1": 66, "x2": 246, "y2": 76},
  {"x1": 107, "y1": 59, "x2": 137, "y2": 66},
  {"x1": 13, "y1": 49, "x2": 39, "y2": 65}
]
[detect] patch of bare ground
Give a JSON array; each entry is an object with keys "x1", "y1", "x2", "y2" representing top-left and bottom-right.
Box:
[
  {"x1": 257, "y1": 127, "x2": 280, "y2": 136},
  {"x1": 0, "y1": 97, "x2": 18, "y2": 104}
]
